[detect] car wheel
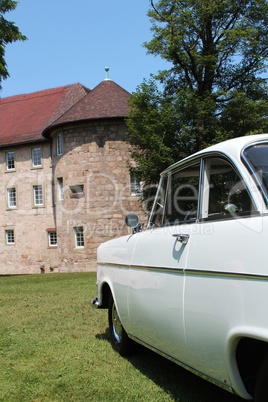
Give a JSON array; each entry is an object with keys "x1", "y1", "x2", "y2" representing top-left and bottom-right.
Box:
[
  {"x1": 255, "y1": 355, "x2": 268, "y2": 402},
  {"x1": 108, "y1": 294, "x2": 133, "y2": 356}
]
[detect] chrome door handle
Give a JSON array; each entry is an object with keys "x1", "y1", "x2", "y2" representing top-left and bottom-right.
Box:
[{"x1": 172, "y1": 234, "x2": 190, "y2": 244}]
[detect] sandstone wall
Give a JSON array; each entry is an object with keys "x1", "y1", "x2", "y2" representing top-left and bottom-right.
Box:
[
  {"x1": 0, "y1": 142, "x2": 59, "y2": 274},
  {"x1": 0, "y1": 120, "x2": 145, "y2": 275},
  {"x1": 52, "y1": 120, "x2": 145, "y2": 272}
]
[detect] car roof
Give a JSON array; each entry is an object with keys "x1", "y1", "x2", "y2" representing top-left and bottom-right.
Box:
[{"x1": 162, "y1": 133, "x2": 268, "y2": 174}]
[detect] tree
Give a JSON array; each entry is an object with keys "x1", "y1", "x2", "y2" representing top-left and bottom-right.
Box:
[
  {"x1": 127, "y1": 0, "x2": 268, "y2": 186},
  {"x1": 0, "y1": 0, "x2": 26, "y2": 90}
]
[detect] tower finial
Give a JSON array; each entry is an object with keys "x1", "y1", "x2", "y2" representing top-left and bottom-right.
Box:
[{"x1": 104, "y1": 67, "x2": 111, "y2": 81}]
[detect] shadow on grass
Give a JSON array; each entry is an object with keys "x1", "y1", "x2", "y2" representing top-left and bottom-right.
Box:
[{"x1": 96, "y1": 330, "x2": 243, "y2": 402}]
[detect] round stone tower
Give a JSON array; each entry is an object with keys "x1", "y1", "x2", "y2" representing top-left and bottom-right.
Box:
[{"x1": 44, "y1": 74, "x2": 144, "y2": 272}]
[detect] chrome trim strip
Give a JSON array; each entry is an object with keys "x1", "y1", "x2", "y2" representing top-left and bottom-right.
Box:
[
  {"x1": 185, "y1": 269, "x2": 268, "y2": 281},
  {"x1": 132, "y1": 265, "x2": 185, "y2": 274},
  {"x1": 98, "y1": 262, "x2": 129, "y2": 269},
  {"x1": 97, "y1": 262, "x2": 268, "y2": 281},
  {"x1": 128, "y1": 334, "x2": 234, "y2": 394},
  {"x1": 98, "y1": 262, "x2": 184, "y2": 274}
]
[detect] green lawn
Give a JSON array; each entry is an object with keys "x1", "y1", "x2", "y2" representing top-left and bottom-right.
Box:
[{"x1": 0, "y1": 273, "x2": 242, "y2": 402}]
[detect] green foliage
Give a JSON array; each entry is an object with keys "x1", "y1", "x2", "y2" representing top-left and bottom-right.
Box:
[
  {"x1": 127, "y1": 0, "x2": 268, "y2": 185},
  {"x1": 0, "y1": 0, "x2": 27, "y2": 90},
  {"x1": 128, "y1": 80, "x2": 179, "y2": 185}
]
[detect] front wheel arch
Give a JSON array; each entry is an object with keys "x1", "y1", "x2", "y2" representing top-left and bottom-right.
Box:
[{"x1": 99, "y1": 282, "x2": 111, "y2": 308}]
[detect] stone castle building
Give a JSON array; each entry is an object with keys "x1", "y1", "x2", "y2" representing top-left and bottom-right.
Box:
[{"x1": 0, "y1": 74, "x2": 144, "y2": 274}]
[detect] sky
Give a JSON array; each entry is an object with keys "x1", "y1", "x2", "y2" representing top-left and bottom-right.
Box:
[{"x1": 1, "y1": 0, "x2": 169, "y2": 98}]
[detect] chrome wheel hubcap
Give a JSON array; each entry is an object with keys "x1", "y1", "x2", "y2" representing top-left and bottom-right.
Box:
[{"x1": 112, "y1": 302, "x2": 123, "y2": 343}]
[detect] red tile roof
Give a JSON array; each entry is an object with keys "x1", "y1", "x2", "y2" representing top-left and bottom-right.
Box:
[
  {"x1": 0, "y1": 84, "x2": 90, "y2": 147},
  {"x1": 47, "y1": 80, "x2": 131, "y2": 131}
]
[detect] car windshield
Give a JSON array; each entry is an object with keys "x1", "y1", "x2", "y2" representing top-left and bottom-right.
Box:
[{"x1": 243, "y1": 142, "x2": 268, "y2": 205}]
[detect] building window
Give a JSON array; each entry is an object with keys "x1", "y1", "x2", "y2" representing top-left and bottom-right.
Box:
[
  {"x1": 57, "y1": 133, "x2": 63, "y2": 156},
  {"x1": 7, "y1": 187, "x2": 17, "y2": 208},
  {"x1": 74, "y1": 227, "x2": 84, "y2": 248},
  {"x1": 32, "y1": 148, "x2": 42, "y2": 167},
  {"x1": 57, "y1": 178, "x2": 64, "y2": 200},
  {"x1": 69, "y1": 184, "x2": 84, "y2": 198},
  {"x1": 130, "y1": 174, "x2": 142, "y2": 196},
  {"x1": 6, "y1": 151, "x2": 15, "y2": 171},
  {"x1": 48, "y1": 231, "x2": 57, "y2": 247},
  {"x1": 5, "y1": 229, "x2": 15, "y2": 245},
  {"x1": 33, "y1": 185, "x2": 43, "y2": 206}
]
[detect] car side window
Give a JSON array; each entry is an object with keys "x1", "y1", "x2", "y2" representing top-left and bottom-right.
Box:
[
  {"x1": 201, "y1": 157, "x2": 256, "y2": 220},
  {"x1": 164, "y1": 164, "x2": 200, "y2": 224},
  {"x1": 243, "y1": 143, "x2": 268, "y2": 206},
  {"x1": 149, "y1": 162, "x2": 200, "y2": 226},
  {"x1": 149, "y1": 174, "x2": 169, "y2": 226}
]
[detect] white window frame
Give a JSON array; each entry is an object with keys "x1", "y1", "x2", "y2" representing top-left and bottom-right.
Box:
[
  {"x1": 57, "y1": 133, "x2": 63, "y2": 156},
  {"x1": 5, "y1": 229, "x2": 15, "y2": 245},
  {"x1": 57, "y1": 177, "x2": 64, "y2": 200},
  {"x1": 33, "y1": 185, "x2": 43, "y2": 206},
  {"x1": 6, "y1": 151, "x2": 15, "y2": 171},
  {"x1": 48, "y1": 231, "x2": 57, "y2": 247},
  {"x1": 74, "y1": 227, "x2": 84, "y2": 248},
  {"x1": 7, "y1": 187, "x2": 17, "y2": 208},
  {"x1": 32, "y1": 147, "x2": 42, "y2": 167},
  {"x1": 130, "y1": 174, "x2": 142, "y2": 196}
]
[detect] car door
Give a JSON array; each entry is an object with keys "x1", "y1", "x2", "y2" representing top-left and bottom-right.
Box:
[
  {"x1": 127, "y1": 160, "x2": 201, "y2": 362},
  {"x1": 183, "y1": 156, "x2": 263, "y2": 383}
]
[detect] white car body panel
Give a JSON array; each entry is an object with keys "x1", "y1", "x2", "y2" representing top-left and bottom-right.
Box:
[
  {"x1": 96, "y1": 134, "x2": 268, "y2": 400},
  {"x1": 128, "y1": 226, "x2": 188, "y2": 361}
]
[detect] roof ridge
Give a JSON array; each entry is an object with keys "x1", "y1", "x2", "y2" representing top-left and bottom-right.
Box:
[
  {"x1": 46, "y1": 89, "x2": 90, "y2": 129},
  {"x1": 0, "y1": 83, "x2": 89, "y2": 104}
]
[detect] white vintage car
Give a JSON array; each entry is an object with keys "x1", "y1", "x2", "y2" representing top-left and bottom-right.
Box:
[{"x1": 93, "y1": 133, "x2": 268, "y2": 401}]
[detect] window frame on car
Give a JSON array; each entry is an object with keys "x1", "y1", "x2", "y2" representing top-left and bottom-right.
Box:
[
  {"x1": 242, "y1": 141, "x2": 268, "y2": 208},
  {"x1": 148, "y1": 153, "x2": 258, "y2": 228},
  {"x1": 199, "y1": 156, "x2": 257, "y2": 222},
  {"x1": 149, "y1": 159, "x2": 201, "y2": 227}
]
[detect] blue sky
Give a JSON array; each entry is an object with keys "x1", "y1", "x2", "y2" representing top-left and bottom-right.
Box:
[{"x1": 1, "y1": 0, "x2": 169, "y2": 98}]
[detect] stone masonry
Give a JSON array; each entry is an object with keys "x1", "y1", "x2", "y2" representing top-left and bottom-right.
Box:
[
  {"x1": 0, "y1": 78, "x2": 145, "y2": 274},
  {"x1": 0, "y1": 141, "x2": 59, "y2": 274},
  {"x1": 52, "y1": 120, "x2": 144, "y2": 272}
]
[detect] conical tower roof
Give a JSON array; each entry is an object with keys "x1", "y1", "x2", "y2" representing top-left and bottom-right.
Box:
[{"x1": 49, "y1": 74, "x2": 131, "y2": 128}]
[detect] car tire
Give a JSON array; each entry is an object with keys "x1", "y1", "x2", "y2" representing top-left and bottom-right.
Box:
[
  {"x1": 255, "y1": 354, "x2": 268, "y2": 402},
  {"x1": 108, "y1": 294, "x2": 133, "y2": 356}
]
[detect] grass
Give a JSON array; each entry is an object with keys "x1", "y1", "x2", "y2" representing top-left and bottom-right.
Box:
[{"x1": 0, "y1": 273, "x2": 242, "y2": 402}]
